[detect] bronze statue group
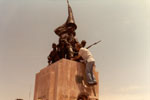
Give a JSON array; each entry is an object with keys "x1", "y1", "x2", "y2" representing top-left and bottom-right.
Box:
[
  {"x1": 47, "y1": 23, "x2": 79, "y2": 64},
  {"x1": 47, "y1": 1, "x2": 97, "y2": 86}
]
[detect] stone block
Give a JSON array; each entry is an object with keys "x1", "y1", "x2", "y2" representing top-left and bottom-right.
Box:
[{"x1": 34, "y1": 59, "x2": 99, "y2": 100}]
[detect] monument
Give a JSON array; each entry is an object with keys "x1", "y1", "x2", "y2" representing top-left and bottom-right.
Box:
[{"x1": 34, "y1": 0, "x2": 99, "y2": 100}]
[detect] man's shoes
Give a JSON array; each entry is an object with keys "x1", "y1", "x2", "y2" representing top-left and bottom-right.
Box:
[
  {"x1": 93, "y1": 79, "x2": 97, "y2": 84},
  {"x1": 87, "y1": 81, "x2": 97, "y2": 86},
  {"x1": 92, "y1": 81, "x2": 97, "y2": 85}
]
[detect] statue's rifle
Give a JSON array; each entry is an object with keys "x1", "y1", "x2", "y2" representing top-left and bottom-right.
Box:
[{"x1": 86, "y1": 40, "x2": 102, "y2": 49}]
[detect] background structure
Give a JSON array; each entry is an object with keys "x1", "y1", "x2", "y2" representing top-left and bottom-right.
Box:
[{"x1": 0, "y1": 0, "x2": 149, "y2": 100}]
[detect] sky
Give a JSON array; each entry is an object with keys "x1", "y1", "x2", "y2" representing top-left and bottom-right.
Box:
[{"x1": 0, "y1": 0, "x2": 150, "y2": 100}]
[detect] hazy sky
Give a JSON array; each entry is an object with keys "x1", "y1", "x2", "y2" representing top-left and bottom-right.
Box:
[{"x1": 0, "y1": 0, "x2": 150, "y2": 100}]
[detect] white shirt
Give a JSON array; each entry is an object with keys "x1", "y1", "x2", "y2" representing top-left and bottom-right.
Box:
[{"x1": 79, "y1": 48, "x2": 95, "y2": 62}]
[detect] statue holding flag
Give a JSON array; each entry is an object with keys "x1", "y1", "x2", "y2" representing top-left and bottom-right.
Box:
[{"x1": 47, "y1": 0, "x2": 101, "y2": 86}]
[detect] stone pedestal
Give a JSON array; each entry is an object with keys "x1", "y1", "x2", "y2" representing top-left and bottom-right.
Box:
[{"x1": 34, "y1": 59, "x2": 99, "y2": 100}]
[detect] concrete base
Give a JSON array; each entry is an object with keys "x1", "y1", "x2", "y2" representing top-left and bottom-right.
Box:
[{"x1": 33, "y1": 59, "x2": 99, "y2": 100}]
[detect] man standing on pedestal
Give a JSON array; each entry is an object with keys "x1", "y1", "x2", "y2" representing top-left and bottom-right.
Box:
[{"x1": 72, "y1": 43, "x2": 97, "y2": 85}]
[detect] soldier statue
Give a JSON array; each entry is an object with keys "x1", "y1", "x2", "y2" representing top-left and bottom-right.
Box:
[{"x1": 47, "y1": 43, "x2": 60, "y2": 65}]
